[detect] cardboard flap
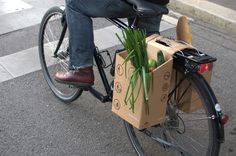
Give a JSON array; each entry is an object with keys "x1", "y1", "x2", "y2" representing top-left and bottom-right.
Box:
[{"x1": 147, "y1": 36, "x2": 192, "y2": 59}]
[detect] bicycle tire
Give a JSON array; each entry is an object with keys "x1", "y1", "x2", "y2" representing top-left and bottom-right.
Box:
[
  {"x1": 124, "y1": 70, "x2": 221, "y2": 156},
  {"x1": 38, "y1": 6, "x2": 82, "y2": 103}
]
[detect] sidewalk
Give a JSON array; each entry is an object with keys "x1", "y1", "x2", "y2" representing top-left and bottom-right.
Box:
[{"x1": 169, "y1": 0, "x2": 236, "y2": 36}]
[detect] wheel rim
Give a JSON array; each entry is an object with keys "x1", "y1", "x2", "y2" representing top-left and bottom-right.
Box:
[
  {"x1": 125, "y1": 76, "x2": 215, "y2": 156},
  {"x1": 39, "y1": 10, "x2": 81, "y2": 100}
]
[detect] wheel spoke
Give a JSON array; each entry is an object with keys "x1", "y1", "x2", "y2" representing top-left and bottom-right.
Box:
[
  {"x1": 124, "y1": 70, "x2": 219, "y2": 155},
  {"x1": 38, "y1": 7, "x2": 82, "y2": 102}
]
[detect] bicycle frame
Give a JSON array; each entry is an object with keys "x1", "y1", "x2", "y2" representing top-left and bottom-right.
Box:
[
  {"x1": 37, "y1": 4, "x2": 230, "y2": 155},
  {"x1": 88, "y1": 18, "x2": 130, "y2": 103}
]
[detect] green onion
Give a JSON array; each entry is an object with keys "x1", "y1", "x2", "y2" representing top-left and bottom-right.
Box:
[{"x1": 116, "y1": 28, "x2": 151, "y2": 114}]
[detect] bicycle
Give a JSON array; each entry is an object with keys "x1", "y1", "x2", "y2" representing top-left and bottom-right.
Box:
[{"x1": 38, "y1": 1, "x2": 227, "y2": 155}]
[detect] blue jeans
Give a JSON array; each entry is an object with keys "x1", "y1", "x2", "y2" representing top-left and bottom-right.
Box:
[{"x1": 66, "y1": 0, "x2": 163, "y2": 69}]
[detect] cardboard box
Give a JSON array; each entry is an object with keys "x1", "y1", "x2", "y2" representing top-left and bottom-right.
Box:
[
  {"x1": 112, "y1": 34, "x2": 213, "y2": 129},
  {"x1": 112, "y1": 49, "x2": 173, "y2": 129},
  {"x1": 146, "y1": 35, "x2": 212, "y2": 113},
  {"x1": 172, "y1": 69, "x2": 212, "y2": 112}
]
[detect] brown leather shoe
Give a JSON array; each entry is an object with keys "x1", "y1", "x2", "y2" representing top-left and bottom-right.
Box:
[{"x1": 55, "y1": 66, "x2": 94, "y2": 87}]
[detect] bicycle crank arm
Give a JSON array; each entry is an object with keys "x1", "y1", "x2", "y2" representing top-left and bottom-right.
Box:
[
  {"x1": 142, "y1": 130, "x2": 191, "y2": 156},
  {"x1": 87, "y1": 86, "x2": 111, "y2": 103}
]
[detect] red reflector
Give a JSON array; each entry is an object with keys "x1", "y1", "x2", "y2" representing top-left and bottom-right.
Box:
[
  {"x1": 198, "y1": 63, "x2": 213, "y2": 74},
  {"x1": 221, "y1": 115, "x2": 229, "y2": 125}
]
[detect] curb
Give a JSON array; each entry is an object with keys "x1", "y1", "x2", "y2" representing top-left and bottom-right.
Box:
[{"x1": 169, "y1": 0, "x2": 236, "y2": 35}]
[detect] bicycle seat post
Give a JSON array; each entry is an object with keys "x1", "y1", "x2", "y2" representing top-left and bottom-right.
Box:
[{"x1": 131, "y1": 16, "x2": 140, "y2": 29}]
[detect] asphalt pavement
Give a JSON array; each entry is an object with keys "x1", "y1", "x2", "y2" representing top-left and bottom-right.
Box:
[
  {"x1": 208, "y1": 0, "x2": 236, "y2": 11},
  {"x1": 0, "y1": 0, "x2": 236, "y2": 156},
  {"x1": 1, "y1": 20, "x2": 236, "y2": 156}
]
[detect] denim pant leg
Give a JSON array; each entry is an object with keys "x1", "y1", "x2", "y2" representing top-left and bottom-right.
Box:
[{"x1": 65, "y1": 0, "x2": 135, "y2": 69}]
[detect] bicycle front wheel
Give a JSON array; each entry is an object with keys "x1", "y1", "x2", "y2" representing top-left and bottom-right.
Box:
[
  {"x1": 38, "y1": 6, "x2": 82, "y2": 103},
  {"x1": 124, "y1": 71, "x2": 221, "y2": 156}
]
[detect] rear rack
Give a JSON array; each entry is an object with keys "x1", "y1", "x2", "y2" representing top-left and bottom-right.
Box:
[{"x1": 173, "y1": 48, "x2": 217, "y2": 65}]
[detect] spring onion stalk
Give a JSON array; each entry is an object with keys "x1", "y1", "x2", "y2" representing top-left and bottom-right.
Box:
[{"x1": 116, "y1": 28, "x2": 151, "y2": 114}]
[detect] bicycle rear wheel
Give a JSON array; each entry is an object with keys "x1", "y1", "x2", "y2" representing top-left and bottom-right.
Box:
[
  {"x1": 124, "y1": 71, "x2": 221, "y2": 156},
  {"x1": 38, "y1": 6, "x2": 82, "y2": 103}
]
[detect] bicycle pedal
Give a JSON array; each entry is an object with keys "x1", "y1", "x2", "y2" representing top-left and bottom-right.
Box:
[{"x1": 57, "y1": 50, "x2": 69, "y2": 59}]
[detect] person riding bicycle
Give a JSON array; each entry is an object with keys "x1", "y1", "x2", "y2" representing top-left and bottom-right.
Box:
[{"x1": 55, "y1": 0, "x2": 169, "y2": 87}]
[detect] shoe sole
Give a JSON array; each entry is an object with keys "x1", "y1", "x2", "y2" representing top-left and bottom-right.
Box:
[{"x1": 54, "y1": 79, "x2": 94, "y2": 88}]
